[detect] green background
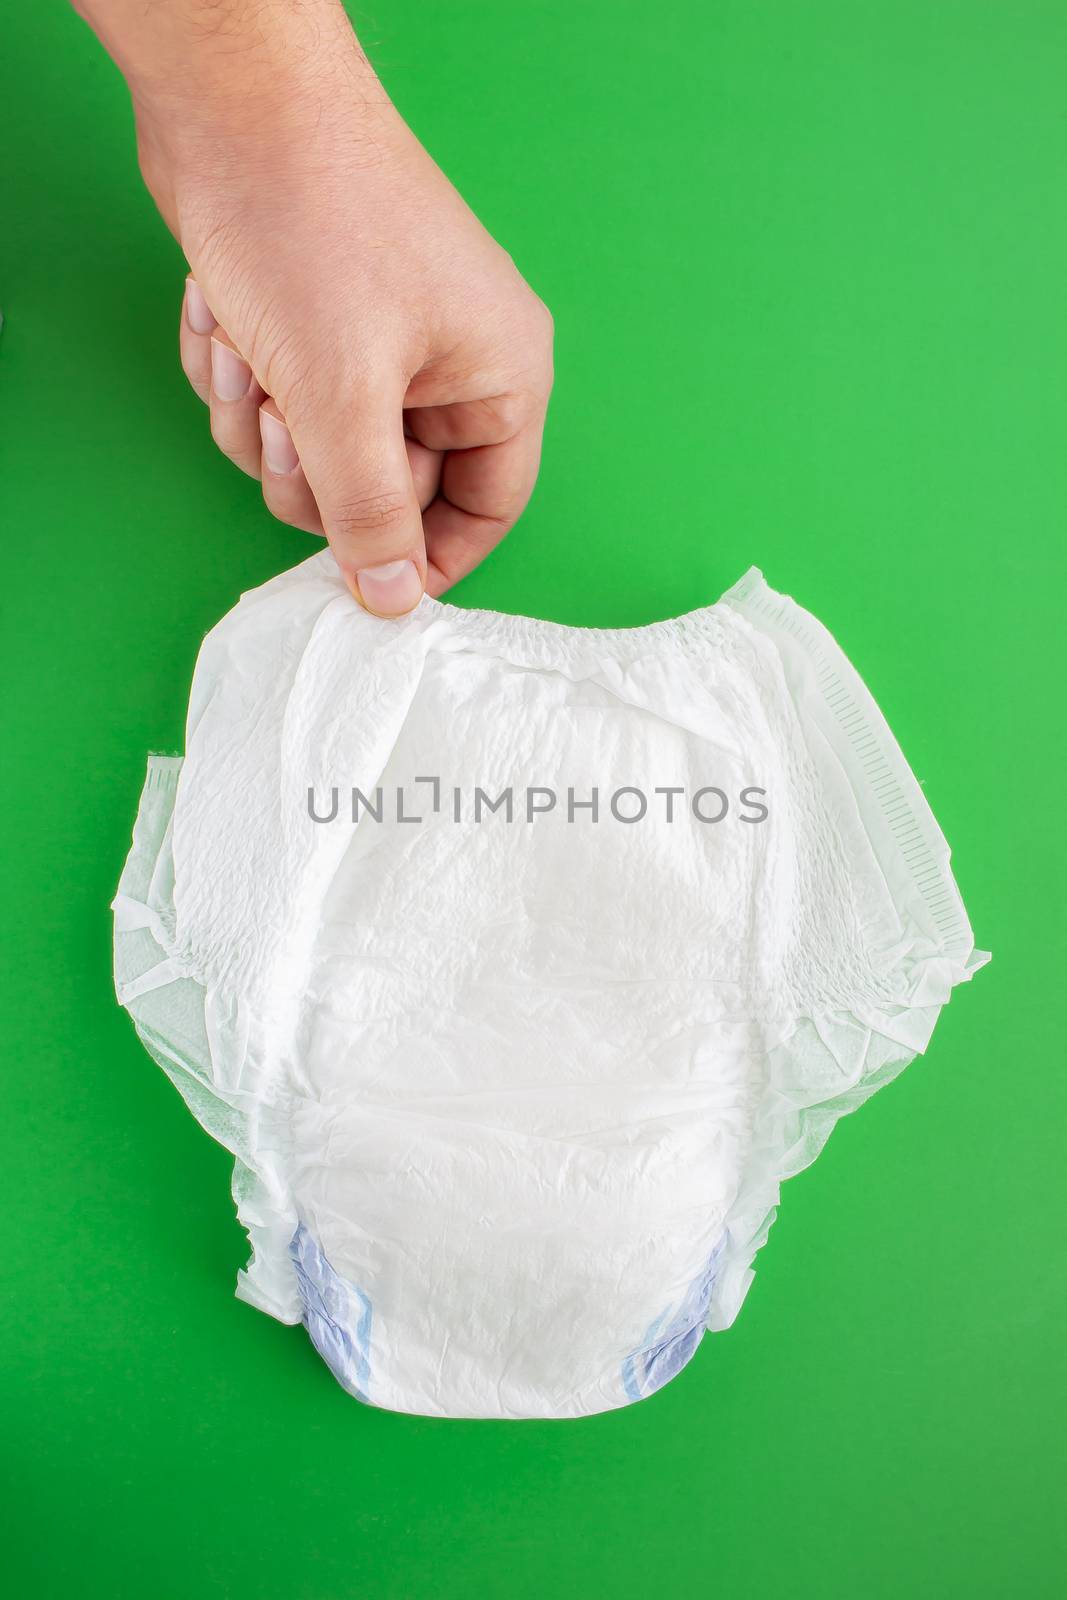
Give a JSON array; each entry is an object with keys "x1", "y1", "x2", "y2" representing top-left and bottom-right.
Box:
[{"x1": 2, "y1": 2, "x2": 1063, "y2": 1595}]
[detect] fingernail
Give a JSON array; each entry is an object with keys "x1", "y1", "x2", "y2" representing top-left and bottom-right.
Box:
[
  {"x1": 210, "y1": 338, "x2": 252, "y2": 402},
  {"x1": 260, "y1": 411, "x2": 300, "y2": 475},
  {"x1": 353, "y1": 559, "x2": 424, "y2": 617},
  {"x1": 185, "y1": 279, "x2": 215, "y2": 335}
]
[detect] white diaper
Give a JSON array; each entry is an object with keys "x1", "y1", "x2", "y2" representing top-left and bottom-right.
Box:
[{"x1": 112, "y1": 553, "x2": 988, "y2": 1418}]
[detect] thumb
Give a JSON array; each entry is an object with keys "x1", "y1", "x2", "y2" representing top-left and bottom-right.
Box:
[{"x1": 290, "y1": 379, "x2": 427, "y2": 618}]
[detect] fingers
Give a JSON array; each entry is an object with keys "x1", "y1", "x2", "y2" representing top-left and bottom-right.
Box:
[
  {"x1": 406, "y1": 435, "x2": 444, "y2": 512},
  {"x1": 258, "y1": 403, "x2": 441, "y2": 539},
  {"x1": 404, "y1": 391, "x2": 547, "y2": 596},
  {"x1": 208, "y1": 332, "x2": 267, "y2": 478},
  {"x1": 287, "y1": 377, "x2": 428, "y2": 617},
  {"x1": 403, "y1": 392, "x2": 529, "y2": 454},
  {"x1": 182, "y1": 276, "x2": 319, "y2": 523},
  {"x1": 179, "y1": 277, "x2": 216, "y2": 401},
  {"x1": 258, "y1": 400, "x2": 322, "y2": 535},
  {"x1": 421, "y1": 421, "x2": 544, "y2": 596}
]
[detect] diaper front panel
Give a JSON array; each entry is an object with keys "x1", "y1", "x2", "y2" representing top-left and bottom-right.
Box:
[{"x1": 283, "y1": 641, "x2": 795, "y2": 1415}]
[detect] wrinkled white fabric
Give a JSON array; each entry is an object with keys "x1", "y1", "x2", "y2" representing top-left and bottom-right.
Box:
[{"x1": 113, "y1": 553, "x2": 988, "y2": 1418}]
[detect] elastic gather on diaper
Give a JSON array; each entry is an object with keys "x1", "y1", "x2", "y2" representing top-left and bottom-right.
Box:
[{"x1": 412, "y1": 585, "x2": 739, "y2": 668}]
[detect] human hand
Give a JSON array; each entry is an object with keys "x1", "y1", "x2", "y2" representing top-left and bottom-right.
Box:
[{"x1": 78, "y1": 0, "x2": 554, "y2": 616}]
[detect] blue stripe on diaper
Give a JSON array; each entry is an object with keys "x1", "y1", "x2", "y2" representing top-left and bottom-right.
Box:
[
  {"x1": 288, "y1": 1224, "x2": 374, "y2": 1403},
  {"x1": 622, "y1": 1240, "x2": 724, "y2": 1402}
]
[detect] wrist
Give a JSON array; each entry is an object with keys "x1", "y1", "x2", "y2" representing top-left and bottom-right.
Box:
[
  {"x1": 74, "y1": 0, "x2": 395, "y2": 181},
  {"x1": 74, "y1": 0, "x2": 369, "y2": 101}
]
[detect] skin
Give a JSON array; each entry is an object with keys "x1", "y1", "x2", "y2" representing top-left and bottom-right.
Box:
[{"x1": 73, "y1": 0, "x2": 554, "y2": 616}]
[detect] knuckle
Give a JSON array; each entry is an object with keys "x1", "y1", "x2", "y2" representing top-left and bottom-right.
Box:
[
  {"x1": 179, "y1": 344, "x2": 210, "y2": 401},
  {"x1": 259, "y1": 473, "x2": 285, "y2": 513},
  {"x1": 208, "y1": 411, "x2": 231, "y2": 450},
  {"x1": 482, "y1": 391, "x2": 529, "y2": 438},
  {"x1": 208, "y1": 418, "x2": 256, "y2": 478},
  {"x1": 329, "y1": 488, "x2": 412, "y2": 540},
  {"x1": 487, "y1": 480, "x2": 529, "y2": 525},
  {"x1": 261, "y1": 478, "x2": 315, "y2": 532},
  {"x1": 257, "y1": 327, "x2": 313, "y2": 409},
  {"x1": 512, "y1": 302, "x2": 554, "y2": 396},
  {"x1": 208, "y1": 408, "x2": 241, "y2": 454},
  {"x1": 481, "y1": 383, "x2": 548, "y2": 440},
  {"x1": 261, "y1": 485, "x2": 298, "y2": 528},
  {"x1": 532, "y1": 294, "x2": 555, "y2": 340}
]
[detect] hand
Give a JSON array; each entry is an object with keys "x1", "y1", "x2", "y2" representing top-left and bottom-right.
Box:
[{"x1": 79, "y1": 0, "x2": 554, "y2": 616}]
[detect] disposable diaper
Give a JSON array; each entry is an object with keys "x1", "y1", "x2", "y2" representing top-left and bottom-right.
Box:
[{"x1": 112, "y1": 553, "x2": 989, "y2": 1418}]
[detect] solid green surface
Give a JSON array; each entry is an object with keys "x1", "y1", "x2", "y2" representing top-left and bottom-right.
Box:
[{"x1": 2, "y1": 2, "x2": 1064, "y2": 1596}]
